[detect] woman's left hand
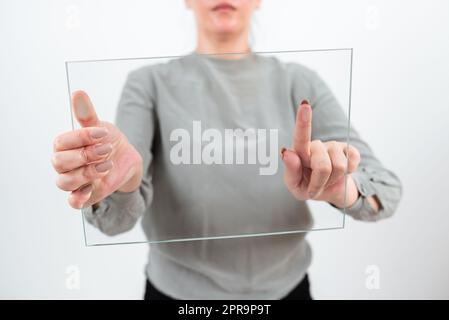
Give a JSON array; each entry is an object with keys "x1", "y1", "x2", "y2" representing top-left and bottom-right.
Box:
[{"x1": 281, "y1": 100, "x2": 361, "y2": 208}]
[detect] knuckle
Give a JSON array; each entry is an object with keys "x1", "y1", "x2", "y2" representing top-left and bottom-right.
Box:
[
  {"x1": 82, "y1": 164, "x2": 97, "y2": 182},
  {"x1": 349, "y1": 160, "x2": 360, "y2": 172},
  {"x1": 79, "y1": 147, "x2": 89, "y2": 165},
  {"x1": 56, "y1": 175, "x2": 72, "y2": 191},
  {"x1": 327, "y1": 140, "x2": 340, "y2": 151},
  {"x1": 76, "y1": 129, "x2": 92, "y2": 146},
  {"x1": 352, "y1": 150, "x2": 361, "y2": 162},
  {"x1": 51, "y1": 153, "x2": 61, "y2": 171},
  {"x1": 55, "y1": 176, "x2": 63, "y2": 190},
  {"x1": 52, "y1": 152, "x2": 71, "y2": 173},
  {"x1": 316, "y1": 160, "x2": 331, "y2": 174},
  {"x1": 53, "y1": 136, "x2": 63, "y2": 151},
  {"x1": 68, "y1": 196, "x2": 80, "y2": 210},
  {"x1": 334, "y1": 163, "x2": 347, "y2": 174},
  {"x1": 348, "y1": 145, "x2": 360, "y2": 158},
  {"x1": 349, "y1": 157, "x2": 360, "y2": 169},
  {"x1": 331, "y1": 141, "x2": 346, "y2": 152}
]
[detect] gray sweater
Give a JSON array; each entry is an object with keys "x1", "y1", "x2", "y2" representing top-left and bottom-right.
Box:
[{"x1": 84, "y1": 53, "x2": 402, "y2": 299}]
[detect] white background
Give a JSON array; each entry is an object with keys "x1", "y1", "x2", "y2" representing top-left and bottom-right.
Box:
[{"x1": 0, "y1": 0, "x2": 448, "y2": 299}]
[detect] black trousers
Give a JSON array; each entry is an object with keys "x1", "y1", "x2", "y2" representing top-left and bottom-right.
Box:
[{"x1": 144, "y1": 275, "x2": 312, "y2": 300}]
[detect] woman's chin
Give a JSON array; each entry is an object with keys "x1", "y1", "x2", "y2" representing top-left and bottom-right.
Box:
[
  {"x1": 209, "y1": 18, "x2": 241, "y2": 34},
  {"x1": 212, "y1": 25, "x2": 242, "y2": 37}
]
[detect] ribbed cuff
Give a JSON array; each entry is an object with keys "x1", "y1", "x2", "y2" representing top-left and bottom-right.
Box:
[
  {"x1": 82, "y1": 189, "x2": 143, "y2": 223},
  {"x1": 342, "y1": 169, "x2": 379, "y2": 221}
]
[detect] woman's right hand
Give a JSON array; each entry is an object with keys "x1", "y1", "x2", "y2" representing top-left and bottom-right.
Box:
[{"x1": 52, "y1": 90, "x2": 143, "y2": 209}]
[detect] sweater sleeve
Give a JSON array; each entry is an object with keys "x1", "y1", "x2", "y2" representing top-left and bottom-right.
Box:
[
  {"x1": 83, "y1": 66, "x2": 156, "y2": 235},
  {"x1": 289, "y1": 64, "x2": 402, "y2": 221}
]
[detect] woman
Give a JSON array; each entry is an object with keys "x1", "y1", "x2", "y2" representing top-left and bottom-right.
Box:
[{"x1": 51, "y1": 0, "x2": 401, "y2": 299}]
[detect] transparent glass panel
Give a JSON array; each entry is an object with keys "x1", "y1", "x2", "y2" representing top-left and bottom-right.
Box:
[{"x1": 65, "y1": 49, "x2": 353, "y2": 246}]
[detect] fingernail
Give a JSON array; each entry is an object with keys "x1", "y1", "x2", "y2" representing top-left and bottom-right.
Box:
[
  {"x1": 280, "y1": 147, "x2": 287, "y2": 160},
  {"x1": 301, "y1": 99, "x2": 310, "y2": 105},
  {"x1": 95, "y1": 143, "x2": 112, "y2": 156},
  {"x1": 79, "y1": 184, "x2": 93, "y2": 195},
  {"x1": 308, "y1": 191, "x2": 316, "y2": 198},
  {"x1": 76, "y1": 98, "x2": 90, "y2": 119},
  {"x1": 95, "y1": 160, "x2": 113, "y2": 173},
  {"x1": 90, "y1": 127, "x2": 108, "y2": 139}
]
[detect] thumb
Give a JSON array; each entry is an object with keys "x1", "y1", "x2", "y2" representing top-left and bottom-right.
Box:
[
  {"x1": 72, "y1": 90, "x2": 100, "y2": 127},
  {"x1": 281, "y1": 148, "x2": 303, "y2": 190}
]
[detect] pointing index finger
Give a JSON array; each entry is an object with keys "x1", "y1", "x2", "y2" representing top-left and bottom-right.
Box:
[{"x1": 293, "y1": 99, "x2": 312, "y2": 167}]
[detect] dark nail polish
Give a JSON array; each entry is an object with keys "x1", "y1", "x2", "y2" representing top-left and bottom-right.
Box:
[
  {"x1": 280, "y1": 147, "x2": 287, "y2": 160},
  {"x1": 79, "y1": 184, "x2": 93, "y2": 195},
  {"x1": 90, "y1": 127, "x2": 108, "y2": 139},
  {"x1": 301, "y1": 99, "x2": 310, "y2": 105},
  {"x1": 95, "y1": 143, "x2": 112, "y2": 156},
  {"x1": 95, "y1": 160, "x2": 113, "y2": 173}
]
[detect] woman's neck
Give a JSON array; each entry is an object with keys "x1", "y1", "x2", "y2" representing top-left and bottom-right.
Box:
[{"x1": 195, "y1": 30, "x2": 251, "y2": 59}]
